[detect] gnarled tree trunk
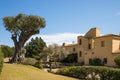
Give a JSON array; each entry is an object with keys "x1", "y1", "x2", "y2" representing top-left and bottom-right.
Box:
[{"x1": 10, "y1": 34, "x2": 25, "y2": 63}]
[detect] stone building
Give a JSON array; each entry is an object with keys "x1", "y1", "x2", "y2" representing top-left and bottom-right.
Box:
[{"x1": 63, "y1": 28, "x2": 120, "y2": 66}]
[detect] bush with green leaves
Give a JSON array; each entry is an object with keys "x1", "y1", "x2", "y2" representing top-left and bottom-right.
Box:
[
  {"x1": 61, "y1": 53, "x2": 77, "y2": 63},
  {"x1": 23, "y1": 58, "x2": 37, "y2": 66},
  {"x1": 56, "y1": 66, "x2": 120, "y2": 80},
  {"x1": 1, "y1": 45, "x2": 14, "y2": 58},
  {"x1": 89, "y1": 58, "x2": 104, "y2": 66},
  {"x1": 34, "y1": 59, "x2": 43, "y2": 69},
  {"x1": 114, "y1": 56, "x2": 120, "y2": 67},
  {"x1": 0, "y1": 48, "x2": 3, "y2": 74}
]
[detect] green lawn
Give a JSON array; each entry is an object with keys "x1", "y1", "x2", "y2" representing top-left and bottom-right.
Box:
[{"x1": 0, "y1": 63, "x2": 78, "y2": 80}]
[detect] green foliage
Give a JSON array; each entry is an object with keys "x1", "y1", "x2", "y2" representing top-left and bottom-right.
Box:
[
  {"x1": 3, "y1": 14, "x2": 46, "y2": 34},
  {"x1": 25, "y1": 37, "x2": 46, "y2": 59},
  {"x1": 89, "y1": 58, "x2": 104, "y2": 66},
  {"x1": 34, "y1": 59, "x2": 43, "y2": 69},
  {"x1": 23, "y1": 58, "x2": 37, "y2": 66},
  {"x1": 23, "y1": 58, "x2": 43, "y2": 69},
  {"x1": 61, "y1": 53, "x2": 77, "y2": 63},
  {"x1": 1, "y1": 45, "x2": 14, "y2": 58},
  {"x1": 0, "y1": 47, "x2": 3, "y2": 74},
  {"x1": 114, "y1": 56, "x2": 120, "y2": 67},
  {"x1": 57, "y1": 66, "x2": 120, "y2": 80}
]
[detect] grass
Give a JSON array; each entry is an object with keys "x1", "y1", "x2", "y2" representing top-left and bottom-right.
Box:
[{"x1": 0, "y1": 63, "x2": 78, "y2": 80}]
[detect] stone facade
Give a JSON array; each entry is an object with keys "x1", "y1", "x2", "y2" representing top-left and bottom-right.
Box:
[{"x1": 62, "y1": 43, "x2": 78, "y2": 54}]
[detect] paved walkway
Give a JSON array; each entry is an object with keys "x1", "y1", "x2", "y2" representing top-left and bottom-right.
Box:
[{"x1": 43, "y1": 68, "x2": 59, "y2": 72}]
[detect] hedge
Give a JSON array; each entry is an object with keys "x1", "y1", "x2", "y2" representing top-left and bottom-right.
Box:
[
  {"x1": 22, "y1": 58, "x2": 37, "y2": 66},
  {"x1": 114, "y1": 55, "x2": 120, "y2": 67},
  {"x1": 0, "y1": 48, "x2": 3, "y2": 74},
  {"x1": 56, "y1": 66, "x2": 120, "y2": 80}
]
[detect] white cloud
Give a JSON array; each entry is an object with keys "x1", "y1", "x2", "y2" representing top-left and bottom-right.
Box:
[{"x1": 27, "y1": 33, "x2": 83, "y2": 46}]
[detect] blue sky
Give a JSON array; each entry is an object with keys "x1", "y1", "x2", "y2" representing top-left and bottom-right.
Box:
[{"x1": 0, "y1": 0, "x2": 120, "y2": 46}]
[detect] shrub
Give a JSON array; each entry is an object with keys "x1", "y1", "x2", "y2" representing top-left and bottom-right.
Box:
[
  {"x1": 56, "y1": 66, "x2": 120, "y2": 80},
  {"x1": 34, "y1": 59, "x2": 43, "y2": 69},
  {"x1": 1, "y1": 45, "x2": 14, "y2": 58},
  {"x1": 61, "y1": 53, "x2": 77, "y2": 63},
  {"x1": 57, "y1": 66, "x2": 89, "y2": 79},
  {"x1": 23, "y1": 58, "x2": 37, "y2": 66},
  {"x1": 0, "y1": 49, "x2": 3, "y2": 74},
  {"x1": 89, "y1": 58, "x2": 104, "y2": 66},
  {"x1": 114, "y1": 56, "x2": 120, "y2": 67}
]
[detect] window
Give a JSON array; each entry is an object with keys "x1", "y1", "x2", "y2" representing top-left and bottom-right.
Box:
[
  {"x1": 89, "y1": 58, "x2": 92, "y2": 64},
  {"x1": 73, "y1": 48, "x2": 75, "y2": 52},
  {"x1": 79, "y1": 39, "x2": 82, "y2": 45},
  {"x1": 88, "y1": 44, "x2": 91, "y2": 49},
  {"x1": 103, "y1": 58, "x2": 107, "y2": 64},
  {"x1": 101, "y1": 41, "x2": 105, "y2": 47},
  {"x1": 92, "y1": 52, "x2": 94, "y2": 55},
  {"x1": 79, "y1": 51, "x2": 82, "y2": 57}
]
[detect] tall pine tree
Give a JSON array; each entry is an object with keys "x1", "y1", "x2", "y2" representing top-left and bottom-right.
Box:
[{"x1": 25, "y1": 37, "x2": 46, "y2": 59}]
